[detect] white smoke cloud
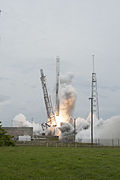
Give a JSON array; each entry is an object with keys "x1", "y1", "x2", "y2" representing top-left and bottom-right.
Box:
[
  {"x1": 45, "y1": 126, "x2": 60, "y2": 136},
  {"x1": 12, "y1": 113, "x2": 120, "y2": 144},
  {"x1": 95, "y1": 116, "x2": 120, "y2": 139},
  {"x1": 76, "y1": 115, "x2": 120, "y2": 143},
  {"x1": 12, "y1": 113, "x2": 43, "y2": 135},
  {"x1": 58, "y1": 122, "x2": 74, "y2": 142},
  {"x1": 59, "y1": 73, "x2": 76, "y2": 123},
  {"x1": 60, "y1": 73, "x2": 74, "y2": 85},
  {"x1": 76, "y1": 117, "x2": 89, "y2": 131}
]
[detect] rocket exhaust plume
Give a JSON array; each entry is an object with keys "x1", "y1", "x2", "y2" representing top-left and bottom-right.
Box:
[
  {"x1": 44, "y1": 72, "x2": 77, "y2": 137},
  {"x1": 59, "y1": 73, "x2": 76, "y2": 123}
]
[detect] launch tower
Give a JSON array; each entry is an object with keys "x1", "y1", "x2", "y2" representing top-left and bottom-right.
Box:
[
  {"x1": 40, "y1": 69, "x2": 56, "y2": 126},
  {"x1": 55, "y1": 56, "x2": 60, "y2": 116},
  {"x1": 89, "y1": 55, "x2": 100, "y2": 144},
  {"x1": 91, "y1": 55, "x2": 99, "y2": 120}
]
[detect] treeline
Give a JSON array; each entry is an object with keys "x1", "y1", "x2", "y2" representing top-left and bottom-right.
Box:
[{"x1": 0, "y1": 121, "x2": 15, "y2": 146}]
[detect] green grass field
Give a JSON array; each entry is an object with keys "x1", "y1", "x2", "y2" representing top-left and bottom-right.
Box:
[{"x1": 0, "y1": 146, "x2": 120, "y2": 180}]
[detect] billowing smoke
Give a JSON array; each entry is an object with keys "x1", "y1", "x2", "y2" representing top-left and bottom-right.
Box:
[
  {"x1": 59, "y1": 122, "x2": 74, "y2": 141},
  {"x1": 12, "y1": 113, "x2": 120, "y2": 146},
  {"x1": 13, "y1": 113, "x2": 43, "y2": 135},
  {"x1": 44, "y1": 73, "x2": 77, "y2": 139},
  {"x1": 59, "y1": 73, "x2": 76, "y2": 123},
  {"x1": 76, "y1": 115, "x2": 120, "y2": 145},
  {"x1": 95, "y1": 116, "x2": 120, "y2": 139}
]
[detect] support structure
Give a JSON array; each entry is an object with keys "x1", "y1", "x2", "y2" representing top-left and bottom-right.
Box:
[
  {"x1": 74, "y1": 118, "x2": 76, "y2": 146},
  {"x1": 89, "y1": 97, "x2": 93, "y2": 144},
  {"x1": 91, "y1": 55, "x2": 99, "y2": 120},
  {"x1": 55, "y1": 56, "x2": 60, "y2": 116},
  {"x1": 89, "y1": 55, "x2": 100, "y2": 144},
  {"x1": 40, "y1": 69, "x2": 56, "y2": 125},
  {"x1": 41, "y1": 122, "x2": 50, "y2": 131}
]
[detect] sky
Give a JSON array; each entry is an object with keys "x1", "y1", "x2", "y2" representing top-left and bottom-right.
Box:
[{"x1": 0, "y1": 0, "x2": 120, "y2": 126}]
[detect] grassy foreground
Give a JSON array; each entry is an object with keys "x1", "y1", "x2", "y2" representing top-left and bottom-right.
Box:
[{"x1": 0, "y1": 146, "x2": 120, "y2": 180}]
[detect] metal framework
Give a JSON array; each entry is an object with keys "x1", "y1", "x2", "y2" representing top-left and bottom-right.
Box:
[
  {"x1": 41, "y1": 122, "x2": 50, "y2": 131},
  {"x1": 55, "y1": 56, "x2": 60, "y2": 116},
  {"x1": 91, "y1": 55, "x2": 100, "y2": 120},
  {"x1": 89, "y1": 97, "x2": 93, "y2": 144},
  {"x1": 40, "y1": 69, "x2": 56, "y2": 125},
  {"x1": 89, "y1": 55, "x2": 100, "y2": 144}
]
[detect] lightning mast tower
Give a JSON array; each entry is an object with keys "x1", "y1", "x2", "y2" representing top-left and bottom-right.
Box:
[
  {"x1": 55, "y1": 56, "x2": 60, "y2": 116},
  {"x1": 89, "y1": 55, "x2": 100, "y2": 144},
  {"x1": 40, "y1": 69, "x2": 56, "y2": 125},
  {"x1": 91, "y1": 55, "x2": 99, "y2": 120}
]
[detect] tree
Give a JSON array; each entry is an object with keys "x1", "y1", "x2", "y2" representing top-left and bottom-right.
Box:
[{"x1": 0, "y1": 121, "x2": 15, "y2": 146}]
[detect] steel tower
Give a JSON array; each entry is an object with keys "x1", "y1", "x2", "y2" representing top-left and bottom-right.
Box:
[
  {"x1": 40, "y1": 69, "x2": 56, "y2": 125},
  {"x1": 55, "y1": 56, "x2": 60, "y2": 116},
  {"x1": 89, "y1": 55, "x2": 100, "y2": 144},
  {"x1": 91, "y1": 55, "x2": 99, "y2": 120}
]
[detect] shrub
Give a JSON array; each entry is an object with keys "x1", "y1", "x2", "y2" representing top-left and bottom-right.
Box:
[{"x1": 0, "y1": 121, "x2": 15, "y2": 146}]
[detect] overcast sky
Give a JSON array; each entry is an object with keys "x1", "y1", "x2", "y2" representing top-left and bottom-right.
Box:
[{"x1": 0, "y1": 0, "x2": 120, "y2": 126}]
